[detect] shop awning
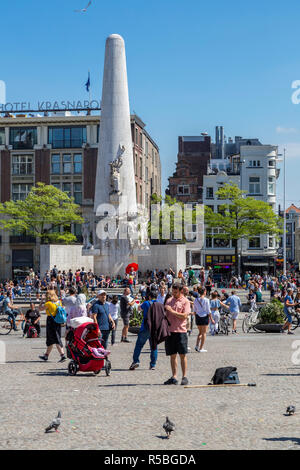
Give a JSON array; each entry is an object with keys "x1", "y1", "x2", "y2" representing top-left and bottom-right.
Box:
[{"x1": 243, "y1": 262, "x2": 269, "y2": 267}]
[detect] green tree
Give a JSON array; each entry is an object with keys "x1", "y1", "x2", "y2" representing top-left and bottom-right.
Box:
[
  {"x1": 0, "y1": 183, "x2": 84, "y2": 244},
  {"x1": 149, "y1": 193, "x2": 201, "y2": 244},
  {"x1": 204, "y1": 183, "x2": 283, "y2": 274}
]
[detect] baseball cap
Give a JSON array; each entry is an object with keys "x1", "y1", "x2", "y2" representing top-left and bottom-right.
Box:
[{"x1": 97, "y1": 290, "x2": 107, "y2": 295}]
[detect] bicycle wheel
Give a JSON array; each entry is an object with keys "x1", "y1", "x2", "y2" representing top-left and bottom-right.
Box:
[
  {"x1": 291, "y1": 314, "x2": 300, "y2": 331},
  {"x1": 242, "y1": 315, "x2": 251, "y2": 333},
  {"x1": 0, "y1": 317, "x2": 13, "y2": 335}
]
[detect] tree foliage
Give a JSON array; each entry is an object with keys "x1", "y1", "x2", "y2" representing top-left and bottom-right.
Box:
[
  {"x1": 0, "y1": 183, "x2": 84, "y2": 244},
  {"x1": 204, "y1": 183, "x2": 282, "y2": 241}
]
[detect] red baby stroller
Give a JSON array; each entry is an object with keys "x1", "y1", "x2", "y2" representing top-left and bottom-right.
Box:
[{"x1": 66, "y1": 321, "x2": 111, "y2": 376}]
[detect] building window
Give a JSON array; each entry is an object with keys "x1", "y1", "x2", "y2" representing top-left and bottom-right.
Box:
[
  {"x1": 10, "y1": 128, "x2": 37, "y2": 150},
  {"x1": 145, "y1": 166, "x2": 148, "y2": 183},
  {"x1": 48, "y1": 126, "x2": 87, "y2": 149},
  {"x1": 73, "y1": 154, "x2": 82, "y2": 174},
  {"x1": 140, "y1": 186, "x2": 143, "y2": 205},
  {"x1": 12, "y1": 184, "x2": 32, "y2": 201},
  {"x1": 206, "y1": 187, "x2": 214, "y2": 199},
  {"x1": 249, "y1": 177, "x2": 260, "y2": 194},
  {"x1": 269, "y1": 237, "x2": 274, "y2": 248},
  {"x1": 139, "y1": 132, "x2": 143, "y2": 148},
  {"x1": 140, "y1": 158, "x2": 143, "y2": 179},
  {"x1": 268, "y1": 176, "x2": 275, "y2": 195},
  {"x1": 249, "y1": 160, "x2": 261, "y2": 168},
  {"x1": 74, "y1": 183, "x2": 82, "y2": 204},
  {"x1": 145, "y1": 141, "x2": 148, "y2": 156},
  {"x1": 62, "y1": 183, "x2": 71, "y2": 197},
  {"x1": 63, "y1": 154, "x2": 72, "y2": 174},
  {"x1": 12, "y1": 155, "x2": 33, "y2": 175},
  {"x1": 178, "y1": 185, "x2": 189, "y2": 195},
  {"x1": 249, "y1": 237, "x2": 261, "y2": 249},
  {"x1": 0, "y1": 128, "x2": 5, "y2": 145},
  {"x1": 268, "y1": 159, "x2": 275, "y2": 167},
  {"x1": 135, "y1": 128, "x2": 138, "y2": 144},
  {"x1": 51, "y1": 154, "x2": 60, "y2": 174}
]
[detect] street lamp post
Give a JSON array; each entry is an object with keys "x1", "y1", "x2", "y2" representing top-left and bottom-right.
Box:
[
  {"x1": 277, "y1": 148, "x2": 286, "y2": 276},
  {"x1": 283, "y1": 148, "x2": 287, "y2": 276}
]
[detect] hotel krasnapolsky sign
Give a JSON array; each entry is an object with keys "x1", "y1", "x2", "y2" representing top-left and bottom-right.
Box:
[{"x1": 0, "y1": 99, "x2": 101, "y2": 113}]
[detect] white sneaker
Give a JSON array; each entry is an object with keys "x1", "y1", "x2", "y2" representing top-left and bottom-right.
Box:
[{"x1": 199, "y1": 349, "x2": 207, "y2": 353}]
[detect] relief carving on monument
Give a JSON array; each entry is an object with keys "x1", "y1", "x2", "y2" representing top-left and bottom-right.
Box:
[{"x1": 109, "y1": 145, "x2": 125, "y2": 196}]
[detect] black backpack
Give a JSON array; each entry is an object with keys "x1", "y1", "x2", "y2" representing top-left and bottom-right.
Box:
[{"x1": 210, "y1": 367, "x2": 240, "y2": 385}]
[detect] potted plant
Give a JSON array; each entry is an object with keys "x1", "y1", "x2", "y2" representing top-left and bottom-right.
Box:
[
  {"x1": 255, "y1": 299, "x2": 285, "y2": 332},
  {"x1": 129, "y1": 306, "x2": 143, "y2": 334}
]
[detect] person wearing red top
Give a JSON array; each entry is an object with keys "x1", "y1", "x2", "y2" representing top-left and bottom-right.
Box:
[{"x1": 164, "y1": 283, "x2": 191, "y2": 386}]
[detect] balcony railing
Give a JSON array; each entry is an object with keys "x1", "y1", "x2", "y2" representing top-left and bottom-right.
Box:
[{"x1": 10, "y1": 235, "x2": 36, "y2": 244}]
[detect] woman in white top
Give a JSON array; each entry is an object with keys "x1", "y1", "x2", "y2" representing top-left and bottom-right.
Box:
[
  {"x1": 193, "y1": 287, "x2": 214, "y2": 352},
  {"x1": 107, "y1": 295, "x2": 120, "y2": 345},
  {"x1": 67, "y1": 294, "x2": 87, "y2": 326}
]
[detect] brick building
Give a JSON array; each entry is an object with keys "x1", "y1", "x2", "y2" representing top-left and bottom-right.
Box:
[
  {"x1": 0, "y1": 112, "x2": 161, "y2": 279},
  {"x1": 167, "y1": 135, "x2": 211, "y2": 203}
]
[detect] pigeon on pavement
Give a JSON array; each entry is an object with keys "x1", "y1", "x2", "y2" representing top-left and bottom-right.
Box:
[
  {"x1": 45, "y1": 411, "x2": 62, "y2": 433},
  {"x1": 163, "y1": 416, "x2": 175, "y2": 439},
  {"x1": 286, "y1": 406, "x2": 296, "y2": 416}
]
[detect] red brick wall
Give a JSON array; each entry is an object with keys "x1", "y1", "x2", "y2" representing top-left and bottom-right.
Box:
[
  {"x1": 1, "y1": 150, "x2": 11, "y2": 202},
  {"x1": 84, "y1": 147, "x2": 98, "y2": 200},
  {"x1": 35, "y1": 149, "x2": 50, "y2": 184}
]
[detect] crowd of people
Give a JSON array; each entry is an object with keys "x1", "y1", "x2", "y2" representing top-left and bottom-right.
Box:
[{"x1": 3, "y1": 264, "x2": 300, "y2": 386}]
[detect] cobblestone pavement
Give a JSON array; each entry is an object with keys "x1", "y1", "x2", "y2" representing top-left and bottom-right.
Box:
[{"x1": 1, "y1": 317, "x2": 300, "y2": 450}]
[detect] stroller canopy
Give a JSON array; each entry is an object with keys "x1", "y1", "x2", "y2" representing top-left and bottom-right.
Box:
[{"x1": 74, "y1": 322, "x2": 100, "y2": 342}]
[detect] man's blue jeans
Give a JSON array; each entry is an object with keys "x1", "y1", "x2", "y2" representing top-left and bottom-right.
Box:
[
  {"x1": 133, "y1": 327, "x2": 157, "y2": 368},
  {"x1": 6, "y1": 309, "x2": 18, "y2": 330}
]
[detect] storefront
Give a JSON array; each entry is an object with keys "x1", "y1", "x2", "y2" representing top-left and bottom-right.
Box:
[
  {"x1": 242, "y1": 256, "x2": 276, "y2": 275},
  {"x1": 12, "y1": 249, "x2": 34, "y2": 280},
  {"x1": 205, "y1": 255, "x2": 235, "y2": 277}
]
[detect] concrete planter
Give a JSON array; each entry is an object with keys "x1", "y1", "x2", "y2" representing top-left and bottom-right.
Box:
[
  {"x1": 128, "y1": 326, "x2": 140, "y2": 335},
  {"x1": 254, "y1": 323, "x2": 283, "y2": 333}
]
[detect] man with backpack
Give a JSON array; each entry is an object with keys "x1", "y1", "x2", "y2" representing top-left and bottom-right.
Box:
[
  {"x1": 129, "y1": 291, "x2": 159, "y2": 370},
  {"x1": 23, "y1": 302, "x2": 41, "y2": 337}
]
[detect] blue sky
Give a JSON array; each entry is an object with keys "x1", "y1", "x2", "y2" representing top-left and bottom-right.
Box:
[{"x1": 1, "y1": 0, "x2": 300, "y2": 207}]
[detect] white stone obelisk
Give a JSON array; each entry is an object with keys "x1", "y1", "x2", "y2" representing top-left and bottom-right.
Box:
[
  {"x1": 92, "y1": 34, "x2": 138, "y2": 276},
  {"x1": 94, "y1": 34, "x2": 137, "y2": 216}
]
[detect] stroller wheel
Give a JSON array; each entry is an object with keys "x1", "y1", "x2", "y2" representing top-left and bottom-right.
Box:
[
  {"x1": 105, "y1": 359, "x2": 112, "y2": 376},
  {"x1": 94, "y1": 370, "x2": 101, "y2": 375},
  {"x1": 68, "y1": 361, "x2": 78, "y2": 376}
]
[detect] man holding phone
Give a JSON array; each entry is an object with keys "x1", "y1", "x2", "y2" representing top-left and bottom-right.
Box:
[{"x1": 164, "y1": 283, "x2": 191, "y2": 386}]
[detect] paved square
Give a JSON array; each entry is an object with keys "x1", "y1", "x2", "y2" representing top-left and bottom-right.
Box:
[{"x1": 1, "y1": 318, "x2": 300, "y2": 450}]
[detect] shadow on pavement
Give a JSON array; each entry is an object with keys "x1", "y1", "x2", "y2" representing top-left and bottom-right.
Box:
[
  {"x1": 6, "y1": 360, "x2": 46, "y2": 364},
  {"x1": 98, "y1": 383, "x2": 166, "y2": 388},
  {"x1": 263, "y1": 437, "x2": 300, "y2": 445},
  {"x1": 261, "y1": 373, "x2": 300, "y2": 377}
]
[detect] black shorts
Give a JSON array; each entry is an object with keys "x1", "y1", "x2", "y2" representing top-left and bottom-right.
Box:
[
  {"x1": 195, "y1": 315, "x2": 209, "y2": 326},
  {"x1": 165, "y1": 332, "x2": 188, "y2": 356},
  {"x1": 121, "y1": 313, "x2": 130, "y2": 326}
]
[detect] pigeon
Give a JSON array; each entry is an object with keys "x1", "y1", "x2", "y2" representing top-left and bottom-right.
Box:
[
  {"x1": 286, "y1": 406, "x2": 296, "y2": 416},
  {"x1": 74, "y1": 1, "x2": 92, "y2": 13},
  {"x1": 45, "y1": 411, "x2": 62, "y2": 433},
  {"x1": 163, "y1": 416, "x2": 175, "y2": 439}
]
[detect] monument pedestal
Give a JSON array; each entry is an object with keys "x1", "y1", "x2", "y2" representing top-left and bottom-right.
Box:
[{"x1": 93, "y1": 239, "x2": 138, "y2": 277}]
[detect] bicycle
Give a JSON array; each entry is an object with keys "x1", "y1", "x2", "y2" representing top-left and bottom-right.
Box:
[
  {"x1": 290, "y1": 309, "x2": 300, "y2": 331},
  {"x1": 0, "y1": 310, "x2": 25, "y2": 335},
  {"x1": 218, "y1": 310, "x2": 231, "y2": 335},
  {"x1": 242, "y1": 307, "x2": 261, "y2": 333}
]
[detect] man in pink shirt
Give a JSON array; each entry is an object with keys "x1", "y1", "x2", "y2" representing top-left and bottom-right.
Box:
[{"x1": 164, "y1": 283, "x2": 191, "y2": 385}]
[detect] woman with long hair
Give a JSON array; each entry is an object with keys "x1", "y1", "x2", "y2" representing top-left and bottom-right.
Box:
[
  {"x1": 39, "y1": 290, "x2": 66, "y2": 362},
  {"x1": 193, "y1": 287, "x2": 214, "y2": 352}
]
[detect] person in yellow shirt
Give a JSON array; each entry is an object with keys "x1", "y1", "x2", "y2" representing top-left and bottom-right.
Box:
[{"x1": 39, "y1": 290, "x2": 66, "y2": 362}]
